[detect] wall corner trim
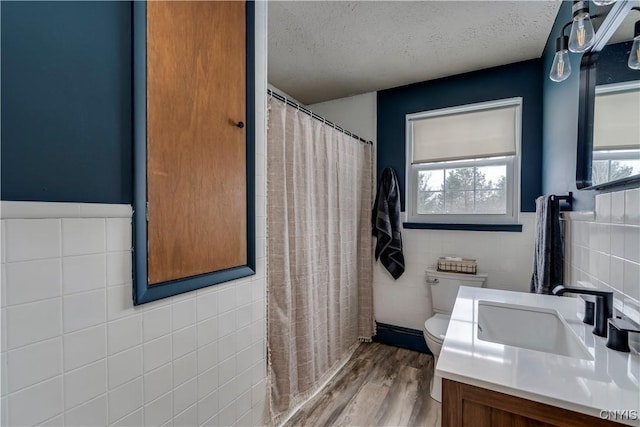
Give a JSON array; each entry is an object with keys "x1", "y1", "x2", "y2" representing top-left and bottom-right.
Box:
[{"x1": 0, "y1": 201, "x2": 133, "y2": 219}]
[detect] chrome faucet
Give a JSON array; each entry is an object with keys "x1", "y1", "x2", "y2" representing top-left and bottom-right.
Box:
[{"x1": 551, "y1": 285, "x2": 614, "y2": 337}]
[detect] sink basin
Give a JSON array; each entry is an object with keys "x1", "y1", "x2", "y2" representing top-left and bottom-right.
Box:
[{"x1": 477, "y1": 300, "x2": 593, "y2": 360}]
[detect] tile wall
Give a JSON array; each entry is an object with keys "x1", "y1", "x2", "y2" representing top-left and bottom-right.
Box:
[
  {"x1": 564, "y1": 188, "x2": 640, "y2": 323},
  {"x1": 0, "y1": 208, "x2": 267, "y2": 427}
]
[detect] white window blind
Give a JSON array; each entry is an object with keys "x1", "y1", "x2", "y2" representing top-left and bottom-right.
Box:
[
  {"x1": 594, "y1": 87, "x2": 640, "y2": 150},
  {"x1": 411, "y1": 105, "x2": 518, "y2": 164}
]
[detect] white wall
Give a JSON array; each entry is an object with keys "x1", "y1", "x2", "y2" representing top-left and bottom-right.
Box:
[
  {"x1": 309, "y1": 93, "x2": 537, "y2": 331},
  {"x1": 309, "y1": 92, "x2": 377, "y2": 142},
  {"x1": 564, "y1": 188, "x2": 640, "y2": 324},
  {"x1": 374, "y1": 214, "x2": 536, "y2": 330},
  {"x1": 0, "y1": 4, "x2": 268, "y2": 426}
]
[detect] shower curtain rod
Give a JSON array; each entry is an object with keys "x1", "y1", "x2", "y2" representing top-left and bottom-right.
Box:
[{"x1": 267, "y1": 89, "x2": 373, "y2": 145}]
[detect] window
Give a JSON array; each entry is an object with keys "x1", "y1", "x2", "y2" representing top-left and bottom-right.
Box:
[
  {"x1": 406, "y1": 98, "x2": 522, "y2": 224},
  {"x1": 591, "y1": 82, "x2": 640, "y2": 186}
]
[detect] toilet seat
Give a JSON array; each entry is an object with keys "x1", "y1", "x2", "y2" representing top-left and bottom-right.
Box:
[{"x1": 424, "y1": 313, "x2": 450, "y2": 342}]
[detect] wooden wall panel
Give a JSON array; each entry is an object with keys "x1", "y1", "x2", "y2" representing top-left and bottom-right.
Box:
[{"x1": 146, "y1": 1, "x2": 247, "y2": 285}]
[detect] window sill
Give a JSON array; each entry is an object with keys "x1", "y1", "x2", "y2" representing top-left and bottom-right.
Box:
[{"x1": 403, "y1": 222, "x2": 523, "y2": 232}]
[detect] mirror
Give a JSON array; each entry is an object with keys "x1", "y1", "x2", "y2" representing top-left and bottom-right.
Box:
[{"x1": 577, "y1": 1, "x2": 640, "y2": 190}]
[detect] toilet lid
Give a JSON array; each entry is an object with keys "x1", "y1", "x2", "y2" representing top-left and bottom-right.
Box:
[{"x1": 424, "y1": 314, "x2": 450, "y2": 342}]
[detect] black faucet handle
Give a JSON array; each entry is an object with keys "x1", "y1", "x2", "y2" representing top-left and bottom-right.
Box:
[
  {"x1": 583, "y1": 300, "x2": 595, "y2": 325},
  {"x1": 606, "y1": 317, "x2": 640, "y2": 352}
]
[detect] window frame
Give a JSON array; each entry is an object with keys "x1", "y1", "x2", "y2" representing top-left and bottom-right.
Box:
[{"x1": 405, "y1": 97, "x2": 522, "y2": 225}]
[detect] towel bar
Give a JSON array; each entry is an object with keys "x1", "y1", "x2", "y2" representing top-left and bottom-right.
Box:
[{"x1": 552, "y1": 191, "x2": 573, "y2": 211}]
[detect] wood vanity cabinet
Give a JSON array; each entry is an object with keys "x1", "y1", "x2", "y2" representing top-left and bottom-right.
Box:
[{"x1": 442, "y1": 379, "x2": 621, "y2": 427}]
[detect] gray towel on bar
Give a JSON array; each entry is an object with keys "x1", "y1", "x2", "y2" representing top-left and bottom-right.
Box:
[
  {"x1": 372, "y1": 167, "x2": 405, "y2": 280},
  {"x1": 531, "y1": 195, "x2": 563, "y2": 294}
]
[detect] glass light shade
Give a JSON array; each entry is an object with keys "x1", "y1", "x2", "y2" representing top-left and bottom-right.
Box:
[
  {"x1": 569, "y1": 13, "x2": 596, "y2": 53},
  {"x1": 591, "y1": 0, "x2": 615, "y2": 5},
  {"x1": 550, "y1": 50, "x2": 571, "y2": 82},
  {"x1": 629, "y1": 37, "x2": 640, "y2": 70}
]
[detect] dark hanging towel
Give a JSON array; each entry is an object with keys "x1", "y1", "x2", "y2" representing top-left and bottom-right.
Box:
[
  {"x1": 372, "y1": 167, "x2": 405, "y2": 280},
  {"x1": 531, "y1": 195, "x2": 563, "y2": 294}
]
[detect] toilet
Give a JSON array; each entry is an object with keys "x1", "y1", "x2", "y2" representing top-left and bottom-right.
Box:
[{"x1": 423, "y1": 267, "x2": 488, "y2": 402}]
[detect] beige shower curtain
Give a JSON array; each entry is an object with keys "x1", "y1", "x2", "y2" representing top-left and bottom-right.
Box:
[{"x1": 266, "y1": 97, "x2": 374, "y2": 422}]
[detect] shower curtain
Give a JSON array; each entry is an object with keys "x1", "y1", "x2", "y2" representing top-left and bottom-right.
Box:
[{"x1": 266, "y1": 97, "x2": 374, "y2": 422}]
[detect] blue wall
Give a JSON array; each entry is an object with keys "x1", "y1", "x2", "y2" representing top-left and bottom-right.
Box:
[
  {"x1": 377, "y1": 59, "x2": 543, "y2": 213},
  {"x1": 541, "y1": 1, "x2": 596, "y2": 211},
  {"x1": 1, "y1": 1, "x2": 132, "y2": 204}
]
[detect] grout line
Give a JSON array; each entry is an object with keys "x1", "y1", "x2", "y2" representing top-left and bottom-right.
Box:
[
  {"x1": 38, "y1": 409, "x2": 64, "y2": 426},
  {"x1": 5, "y1": 252, "x2": 104, "y2": 264},
  {"x1": 169, "y1": 290, "x2": 175, "y2": 425},
  {"x1": 174, "y1": 401, "x2": 197, "y2": 422},
  {"x1": 4, "y1": 336, "x2": 65, "y2": 393},
  {"x1": 64, "y1": 391, "x2": 109, "y2": 425},
  {"x1": 62, "y1": 354, "x2": 108, "y2": 377},
  {"x1": 57, "y1": 220, "x2": 66, "y2": 426},
  {"x1": 4, "y1": 291, "x2": 64, "y2": 313},
  {"x1": 102, "y1": 218, "x2": 111, "y2": 426},
  {"x1": 109, "y1": 403, "x2": 142, "y2": 427},
  {"x1": 201, "y1": 411, "x2": 217, "y2": 427},
  {"x1": 3, "y1": 373, "x2": 64, "y2": 404},
  {"x1": 195, "y1": 290, "x2": 201, "y2": 425}
]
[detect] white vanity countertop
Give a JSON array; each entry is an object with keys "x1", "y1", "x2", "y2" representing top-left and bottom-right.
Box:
[{"x1": 436, "y1": 287, "x2": 640, "y2": 426}]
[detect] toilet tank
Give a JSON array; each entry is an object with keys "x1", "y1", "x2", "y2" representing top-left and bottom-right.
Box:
[{"x1": 426, "y1": 268, "x2": 488, "y2": 314}]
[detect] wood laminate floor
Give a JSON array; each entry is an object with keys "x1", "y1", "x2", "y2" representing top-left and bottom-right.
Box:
[{"x1": 283, "y1": 342, "x2": 441, "y2": 427}]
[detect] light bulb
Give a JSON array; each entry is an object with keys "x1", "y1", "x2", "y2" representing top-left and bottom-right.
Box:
[
  {"x1": 550, "y1": 36, "x2": 571, "y2": 82},
  {"x1": 550, "y1": 50, "x2": 571, "y2": 82},
  {"x1": 569, "y1": 12, "x2": 596, "y2": 53},
  {"x1": 630, "y1": 21, "x2": 640, "y2": 70},
  {"x1": 591, "y1": 0, "x2": 615, "y2": 5},
  {"x1": 629, "y1": 36, "x2": 640, "y2": 70}
]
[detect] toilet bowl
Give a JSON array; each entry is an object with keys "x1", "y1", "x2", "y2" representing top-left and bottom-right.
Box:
[
  {"x1": 423, "y1": 268, "x2": 487, "y2": 402},
  {"x1": 423, "y1": 313, "x2": 448, "y2": 402}
]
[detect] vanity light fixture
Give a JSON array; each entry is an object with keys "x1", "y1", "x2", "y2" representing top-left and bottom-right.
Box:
[
  {"x1": 550, "y1": 1, "x2": 600, "y2": 82},
  {"x1": 569, "y1": 1, "x2": 597, "y2": 53},
  {"x1": 628, "y1": 8, "x2": 640, "y2": 70}
]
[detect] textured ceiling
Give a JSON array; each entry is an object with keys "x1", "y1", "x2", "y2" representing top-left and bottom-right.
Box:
[{"x1": 268, "y1": 1, "x2": 562, "y2": 104}]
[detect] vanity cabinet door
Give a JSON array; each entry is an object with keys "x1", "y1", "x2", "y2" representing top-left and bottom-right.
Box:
[
  {"x1": 442, "y1": 379, "x2": 620, "y2": 427},
  {"x1": 146, "y1": 1, "x2": 247, "y2": 285}
]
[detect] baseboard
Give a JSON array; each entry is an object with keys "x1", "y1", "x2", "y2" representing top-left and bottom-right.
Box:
[{"x1": 373, "y1": 322, "x2": 431, "y2": 354}]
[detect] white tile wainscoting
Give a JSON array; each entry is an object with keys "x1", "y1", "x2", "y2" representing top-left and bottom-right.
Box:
[
  {"x1": 0, "y1": 202, "x2": 269, "y2": 423},
  {"x1": 0, "y1": 203, "x2": 267, "y2": 427},
  {"x1": 563, "y1": 188, "x2": 640, "y2": 324}
]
